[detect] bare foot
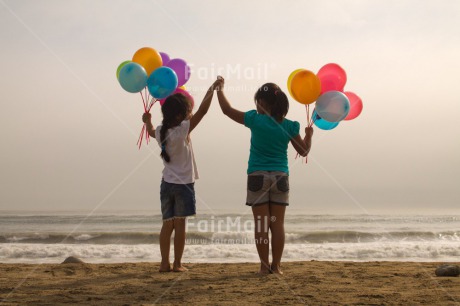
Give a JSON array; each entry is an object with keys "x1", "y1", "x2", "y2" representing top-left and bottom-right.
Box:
[
  {"x1": 270, "y1": 264, "x2": 284, "y2": 275},
  {"x1": 257, "y1": 263, "x2": 271, "y2": 275},
  {"x1": 159, "y1": 262, "x2": 171, "y2": 272},
  {"x1": 257, "y1": 269, "x2": 271, "y2": 275},
  {"x1": 172, "y1": 264, "x2": 188, "y2": 272}
]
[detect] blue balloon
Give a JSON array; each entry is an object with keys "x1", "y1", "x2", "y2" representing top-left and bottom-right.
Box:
[
  {"x1": 312, "y1": 109, "x2": 339, "y2": 130},
  {"x1": 118, "y1": 62, "x2": 147, "y2": 93},
  {"x1": 147, "y1": 67, "x2": 178, "y2": 99},
  {"x1": 315, "y1": 91, "x2": 350, "y2": 122}
]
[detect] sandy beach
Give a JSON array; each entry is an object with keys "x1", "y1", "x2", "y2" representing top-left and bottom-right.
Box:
[{"x1": 0, "y1": 261, "x2": 459, "y2": 305}]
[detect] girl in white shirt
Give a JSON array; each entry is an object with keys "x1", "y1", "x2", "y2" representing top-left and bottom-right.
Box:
[{"x1": 143, "y1": 80, "x2": 219, "y2": 272}]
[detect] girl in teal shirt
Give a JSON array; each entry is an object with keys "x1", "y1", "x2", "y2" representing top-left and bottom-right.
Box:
[{"x1": 216, "y1": 77, "x2": 313, "y2": 274}]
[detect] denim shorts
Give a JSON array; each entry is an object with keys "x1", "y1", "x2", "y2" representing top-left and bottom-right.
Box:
[
  {"x1": 160, "y1": 180, "x2": 196, "y2": 221},
  {"x1": 246, "y1": 171, "x2": 289, "y2": 206}
]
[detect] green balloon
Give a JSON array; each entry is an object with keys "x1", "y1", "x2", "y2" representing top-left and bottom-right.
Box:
[{"x1": 116, "y1": 60, "x2": 131, "y2": 80}]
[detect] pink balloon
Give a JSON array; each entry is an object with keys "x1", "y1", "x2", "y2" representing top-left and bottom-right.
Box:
[
  {"x1": 343, "y1": 91, "x2": 363, "y2": 121},
  {"x1": 317, "y1": 63, "x2": 347, "y2": 94},
  {"x1": 159, "y1": 88, "x2": 194, "y2": 109},
  {"x1": 165, "y1": 58, "x2": 191, "y2": 87}
]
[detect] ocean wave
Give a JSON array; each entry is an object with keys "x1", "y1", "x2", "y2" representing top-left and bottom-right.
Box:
[
  {"x1": 296, "y1": 230, "x2": 460, "y2": 243},
  {"x1": 0, "y1": 232, "x2": 207, "y2": 245},
  {"x1": 1, "y1": 240, "x2": 459, "y2": 264},
  {"x1": 0, "y1": 230, "x2": 459, "y2": 245}
]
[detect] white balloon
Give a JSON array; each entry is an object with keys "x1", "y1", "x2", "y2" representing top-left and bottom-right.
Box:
[{"x1": 315, "y1": 91, "x2": 350, "y2": 122}]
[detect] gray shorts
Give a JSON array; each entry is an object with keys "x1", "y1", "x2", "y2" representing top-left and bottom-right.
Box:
[{"x1": 246, "y1": 171, "x2": 289, "y2": 206}]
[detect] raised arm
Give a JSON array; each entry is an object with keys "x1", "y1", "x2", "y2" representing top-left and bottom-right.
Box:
[
  {"x1": 142, "y1": 113, "x2": 155, "y2": 138},
  {"x1": 189, "y1": 80, "x2": 219, "y2": 133},
  {"x1": 215, "y1": 77, "x2": 245, "y2": 125},
  {"x1": 290, "y1": 127, "x2": 313, "y2": 157}
]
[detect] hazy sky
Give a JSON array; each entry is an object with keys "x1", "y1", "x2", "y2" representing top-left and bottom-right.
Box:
[{"x1": 1, "y1": 0, "x2": 459, "y2": 214}]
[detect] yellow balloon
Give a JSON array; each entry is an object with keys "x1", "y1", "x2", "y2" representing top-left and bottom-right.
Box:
[
  {"x1": 290, "y1": 70, "x2": 321, "y2": 104},
  {"x1": 132, "y1": 47, "x2": 162, "y2": 76},
  {"x1": 287, "y1": 69, "x2": 303, "y2": 98},
  {"x1": 179, "y1": 85, "x2": 186, "y2": 90}
]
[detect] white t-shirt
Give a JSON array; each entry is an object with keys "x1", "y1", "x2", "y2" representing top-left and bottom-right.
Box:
[{"x1": 155, "y1": 120, "x2": 199, "y2": 184}]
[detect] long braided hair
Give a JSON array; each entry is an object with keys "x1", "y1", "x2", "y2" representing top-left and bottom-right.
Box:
[
  {"x1": 254, "y1": 83, "x2": 289, "y2": 122},
  {"x1": 160, "y1": 93, "x2": 191, "y2": 162}
]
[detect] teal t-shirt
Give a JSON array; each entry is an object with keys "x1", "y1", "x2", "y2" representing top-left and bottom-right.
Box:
[{"x1": 244, "y1": 110, "x2": 300, "y2": 174}]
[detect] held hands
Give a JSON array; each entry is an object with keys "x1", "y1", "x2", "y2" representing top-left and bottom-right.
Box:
[
  {"x1": 210, "y1": 79, "x2": 220, "y2": 91},
  {"x1": 213, "y1": 76, "x2": 225, "y2": 91}
]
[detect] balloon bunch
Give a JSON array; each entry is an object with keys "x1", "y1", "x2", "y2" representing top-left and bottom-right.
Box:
[
  {"x1": 116, "y1": 47, "x2": 193, "y2": 149},
  {"x1": 288, "y1": 63, "x2": 363, "y2": 130},
  {"x1": 287, "y1": 63, "x2": 363, "y2": 161}
]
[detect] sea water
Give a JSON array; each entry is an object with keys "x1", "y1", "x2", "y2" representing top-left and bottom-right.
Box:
[{"x1": 0, "y1": 211, "x2": 459, "y2": 263}]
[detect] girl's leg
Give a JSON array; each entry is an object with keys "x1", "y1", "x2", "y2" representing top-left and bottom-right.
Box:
[
  {"x1": 252, "y1": 204, "x2": 271, "y2": 274},
  {"x1": 172, "y1": 217, "x2": 187, "y2": 272},
  {"x1": 269, "y1": 204, "x2": 286, "y2": 274},
  {"x1": 159, "y1": 220, "x2": 174, "y2": 272}
]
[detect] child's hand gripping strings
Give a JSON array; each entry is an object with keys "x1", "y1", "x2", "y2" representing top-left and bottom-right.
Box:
[
  {"x1": 138, "y1": 92, "x2": 157, "y2": 149},
  {"x1": 142, "y1": 112, "x2": 156, "y2": 142},
  {"x1": 293, "y1": 126, "x2": 314, "y2": 163}
]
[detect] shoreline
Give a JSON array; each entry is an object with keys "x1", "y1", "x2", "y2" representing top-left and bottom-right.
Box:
[
  {"x1": 2, "y1": 258, "x2": 460, "y2": 265},
  {"x1": 1, "y1": 261, "x2": 459, "y2": 305}
]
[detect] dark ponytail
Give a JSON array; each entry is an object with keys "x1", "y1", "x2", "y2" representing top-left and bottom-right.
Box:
[
  {"x1": 159, "y1": 93, "x2": 190, "y2": 163},
  {"x1": 160, "y1": 122, "x2": 171, "y2": 162},
  {"x1": 254, "y1": 83, "x2": 289, "y2": 122}
]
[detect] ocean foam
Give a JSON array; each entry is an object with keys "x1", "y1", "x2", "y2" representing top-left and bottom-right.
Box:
[
  {"x1": 1, "y1": 214, "x2": 459, "y2": 263},
  {"x1": 1, "y1": 240, "x2": 459, "y2": 264}
]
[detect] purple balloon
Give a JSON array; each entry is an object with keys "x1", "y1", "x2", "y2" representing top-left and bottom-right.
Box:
[
  {"x1": 159, "y1": 52, "x2": 170, "y2": 65},
  {"x1": 166, "y1": 58, "x2": 191, "y2": 87}
]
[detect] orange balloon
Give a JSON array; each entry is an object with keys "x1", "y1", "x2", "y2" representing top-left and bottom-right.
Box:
[
  {"x1": 290, "y1": 70, "x2": 321, "y2": 104},
  {"x1": 132, "y1": 47, "x2": 162, "y2": 76},
  {"x1": 287, "y1": 69, "x2": 303, "y2": 99}
]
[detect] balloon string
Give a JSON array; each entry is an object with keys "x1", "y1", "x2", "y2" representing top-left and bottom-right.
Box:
[
  {"x1": 140, "y1": 92, "x2": 147, "y2": 113},
  {"x1": 144, "y1": 98, "x2": 155, "y2": 144},
  {"x1": 297, "y1": 105, "x2": 311, "y2": 164},
  {"x1": 139, "y1": 91, "x2": 147, "y2": 149},
  {"x1": 146, "y1": 88, "x2": 151, "y2": 104},
  {"x1": 308, "y1": 107, "x2": 316, "y2": 127},
  {"x1": 138, "y1": 124, "x2": 145, "y2": 149},
  {"x1": 138, "y1": 92, "x2": 158, "y2": 149},
  {"x1": 147, "y1": 98, "x2": 156, "y2": 112},
  {"x1": 306, "y1": 104, "x2": 310, "y2": 126},
  {"x1": 138, "y1": 91, "x2": 156, "y2": 149}
]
